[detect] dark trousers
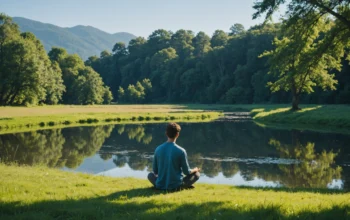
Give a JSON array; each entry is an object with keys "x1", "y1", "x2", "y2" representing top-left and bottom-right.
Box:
[{"x1": 147, "y1": 172, "x2": 200, "y2": 189}]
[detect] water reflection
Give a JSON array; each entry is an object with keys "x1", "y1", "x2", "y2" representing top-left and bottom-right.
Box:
[
  {"x1": 113, "y1": 155, "x2": 127, "y2": 168},
  {"x1": 221, "y1": 161, "x2": 240, "y2": 178},
  {"x1": 0, "y1": 122, "x2": 349, "y2": 190},
  {"x1": 0, "y1": 125, "x2": 114, "y2": 168},
  {"x1": 61, "y1": 126, "x2": 114, "y2": 168},
  {"x1": 269, "y1": 139, "x2": 342, "y2": 189},
  {"x1": 0, "y1": 130, "x2": 65, "y2": 167},
  {"x1": 116, "y1": 125, "x2": 153, "y2": 144}
]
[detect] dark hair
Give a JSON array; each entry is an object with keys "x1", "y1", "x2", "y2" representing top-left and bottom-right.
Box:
[{"x1": 166, "y1": 123, "x2": 181, "y2": 138}]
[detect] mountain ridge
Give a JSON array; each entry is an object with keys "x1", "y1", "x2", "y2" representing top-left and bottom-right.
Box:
[{"x1": 12, "y1": 17, "x2": 136, "y2": 60}]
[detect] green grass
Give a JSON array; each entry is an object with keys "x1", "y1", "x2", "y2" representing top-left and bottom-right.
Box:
[
  {"x1": 184, "y1": 104, "x2": 350, "y2": 133},
  {"x1": 0, "y1": 105, "x2": 221, "y2": 134},
  {"x1": 0, "y1": 104, "x2": 350, "y2": 134},
  {"x1": 0, "y1": 164, "x2": 349, "y2": 220},
  {"x1": 250, "y1": 105, "x2": 350, "y2": 133},
  {"x1": 180, "y1": 104, "x2": 291, "y2": 112}
]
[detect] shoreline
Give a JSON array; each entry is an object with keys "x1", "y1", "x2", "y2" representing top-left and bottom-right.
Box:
[
  {"x1": 0, "y1": 104, "x2": 349, "y2": 134},
  {"x1": 0, "y1": 105, "x2": 222, "y2": 134}
]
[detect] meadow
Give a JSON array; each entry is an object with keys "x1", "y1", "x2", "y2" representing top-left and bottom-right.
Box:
[
  {"x1": 0, "y1": 164, "x2": 349, "y2": 220},
  {"x1": 0, "y1": 105, "x2": 221, "y2": 134},
  {"x1": 1, "y1": 104, "x2": 350, "y2": 134}
]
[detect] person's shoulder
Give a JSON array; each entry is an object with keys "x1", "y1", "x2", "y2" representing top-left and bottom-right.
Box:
[
  {"x1": 174, "y1": 143, "x2": 186, "y2": 153},
  {"x1": 155, "y1": 142, "x2": 167, "y2": 151}
]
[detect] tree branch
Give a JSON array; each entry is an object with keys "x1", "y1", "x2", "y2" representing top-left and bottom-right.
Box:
[{"x1": 311, "y1": 0, "x2": 350, "y2": 29}]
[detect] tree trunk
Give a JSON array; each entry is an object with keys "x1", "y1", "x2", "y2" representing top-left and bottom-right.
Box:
[
  {"x1": 0, "y1": 88, "x2": 5, "y2": 105},
  {"x1": 7, "y1": 89, "x2": 20, "y2": 105},
  {"x1": 292, "y1": 93, "x2": 301, "y2": 111},
  {"x1": 291, "y1": 83, "x2": 301, "y2": 111}
]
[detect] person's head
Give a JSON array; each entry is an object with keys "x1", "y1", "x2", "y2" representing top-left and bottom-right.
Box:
[{"x1": 166, "y1": 122, "x2": 181, "y2": 139}]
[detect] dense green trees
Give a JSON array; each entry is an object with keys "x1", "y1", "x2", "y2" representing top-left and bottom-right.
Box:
[
  {"x1": 86, "y1": 25, "x2": 282, "y2": 104},
  {"x1": 2, "y1": 11, "x2": 350, "y2": 106},
  {"x1": 261, "y1": 17, "x2": 341, "y2": 110},
  {"x1": 0, "y1": 14, "x2": 112, "y2": 106},
  {"x1": 48, "y1": 47, "x2": 112, "y2": 104},
  {"x1": 88, "y1": 22, "x2": 350, "y2": 105},
  {"x1": 118, "y1": 78, "x2": 152, "y2": 103},
  {"x1": 81, "y1": 2, "x2": 349, "y2": 106},
  {"x1": 0, "y1": 14, "x2": 65, "y2": 105},
  {"x1": 253, "y1": 0, "x2": 350, "y2": 109}
]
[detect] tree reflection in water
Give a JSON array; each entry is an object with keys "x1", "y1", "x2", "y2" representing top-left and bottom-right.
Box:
[
  {"x1": 60, "y1": 125, "x2": 114, "y2": 168},
  {"x1": 113, "y1": 155, "x2": 128, "y2": 168},
  {"x1": 269, "y1": 139, "x2": 342, "y2": 188},
  {"x1": 104, "y1": 123, "x2": 347, "y2": 189},
  {"x1": 128, "y1": 155, "x2": 148, "y2": 171},
  {"x1": 202, "y1": 159, "x2": 222, "y2": 178},
  {"x1": 116, "y1": 124, "x2": 153, "y2": 144},
  {"x1": 100, "y1": 153, "x2": 113, "y2": 161},
  {"x1": 1, "y1": 122, "x2": 347, "y2": 190},
  {"x1": 0, "y1": 125, "x2": 114, "y2": 168},
  {"x1": 0, "y1": 130, "x2": 64, "y2": 166},
  {"x1": 221, "y1": 161, "x2": 240, "y2": 178}
]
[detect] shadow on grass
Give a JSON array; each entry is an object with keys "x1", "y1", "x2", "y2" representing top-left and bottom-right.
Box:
[
  {"x1": 0, "y1": 187, "x2": 348, "y2": 219},
  {"x1": 98, "y1": 186, "x2": 191, "y2": 200}
]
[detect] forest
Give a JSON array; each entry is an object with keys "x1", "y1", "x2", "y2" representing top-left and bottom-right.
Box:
[
  {"x1": 0, "y1": 14, "x2": 112, "y2": 106},
  {"x1": 86, "y1": 22, "x2": 349, "y2": 108},
  {"x1": 0, "y1": 0, "x2": 349, "y2": 108}
]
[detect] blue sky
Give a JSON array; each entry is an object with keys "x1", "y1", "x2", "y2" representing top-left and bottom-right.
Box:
[{"x1": 1, "y1": 0, "x2": 285, "y2": 37}]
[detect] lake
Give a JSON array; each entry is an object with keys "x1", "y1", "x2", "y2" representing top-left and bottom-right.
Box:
[{"x1": 1, "y1": 118, "x2": 349, "y2": 190}]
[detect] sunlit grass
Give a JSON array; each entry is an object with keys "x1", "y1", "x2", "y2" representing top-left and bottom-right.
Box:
[
  {"x1": 0, "y1": 104, "x2": 350, "y2": 134},
  {"x1": 252, "y1": 106, "x2": 321, "y2": 118},
  {"x1": 252, "y1": 107, "x2": 291, "y2": 117},
  {"x1": 185, "y1": 104, "x2": 350, "y2": 133},
  {"x1": 252, "y1": 105, "x2": 350, "y2": 126},
  {"x1": 0, "y1": 105, "x2": 198, "y2": 117},
  {"x1": 0, "y1": 164, "x2": 348, "y2": 219},
  {"x1": 0, "y1": 105, "x2": 222, "y2": 134}
]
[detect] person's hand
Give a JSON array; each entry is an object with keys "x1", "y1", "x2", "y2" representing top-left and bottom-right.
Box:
[{"x1": 192, "y1": 167, "x2": 201, "y2": 173}]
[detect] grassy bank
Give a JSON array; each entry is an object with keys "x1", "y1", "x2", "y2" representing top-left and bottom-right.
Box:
[
  {"x1": 0, "y1": 164, "x2": 349, "y2": 219},
  {"x1": 186, "y1": 104, "x2": 350, "y2": 133},
  {"x1": 251, "y1": 105, "x2": 350, "y2": 126},
  {"x1": 249, "y1": 105, "x2": 350, "y2": 134},
  {"x1": 0, "y1": 105, "x2": 221, "y2": 134},
  {"x1": 0, "y1": 104, "x2": 350, "y2": 134}
]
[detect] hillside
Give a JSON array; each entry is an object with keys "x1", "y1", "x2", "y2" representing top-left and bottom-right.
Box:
[{"x1": 13, "y1": 17, "x2": 136, "y2": 60}]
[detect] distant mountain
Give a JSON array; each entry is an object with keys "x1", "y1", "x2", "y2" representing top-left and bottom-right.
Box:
[{"x1": 13, "y1": 17, "x2": 136, "y2": 60}]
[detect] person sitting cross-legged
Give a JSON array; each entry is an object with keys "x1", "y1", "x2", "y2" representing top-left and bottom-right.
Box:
[{"x1": 147, "y1": 122, "x2": 200, "y2": 190}]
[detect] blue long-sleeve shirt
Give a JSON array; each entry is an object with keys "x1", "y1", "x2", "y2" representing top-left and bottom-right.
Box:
[{"x1": 153, "y1": 142, "x2": 191, "y2": 190}]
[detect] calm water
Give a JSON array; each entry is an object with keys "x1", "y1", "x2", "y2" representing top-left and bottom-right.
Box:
[{"x1": 1, "y1": 119, "x2": 349, "y2": 190}]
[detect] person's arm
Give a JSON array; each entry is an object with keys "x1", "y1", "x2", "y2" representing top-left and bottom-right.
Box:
[
  {"x1": 180, "y1": 150, "x2": 192, "y2": 175},
  {"x1": 152, "y1": 153, "x2": 158, "y2": 176}
]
